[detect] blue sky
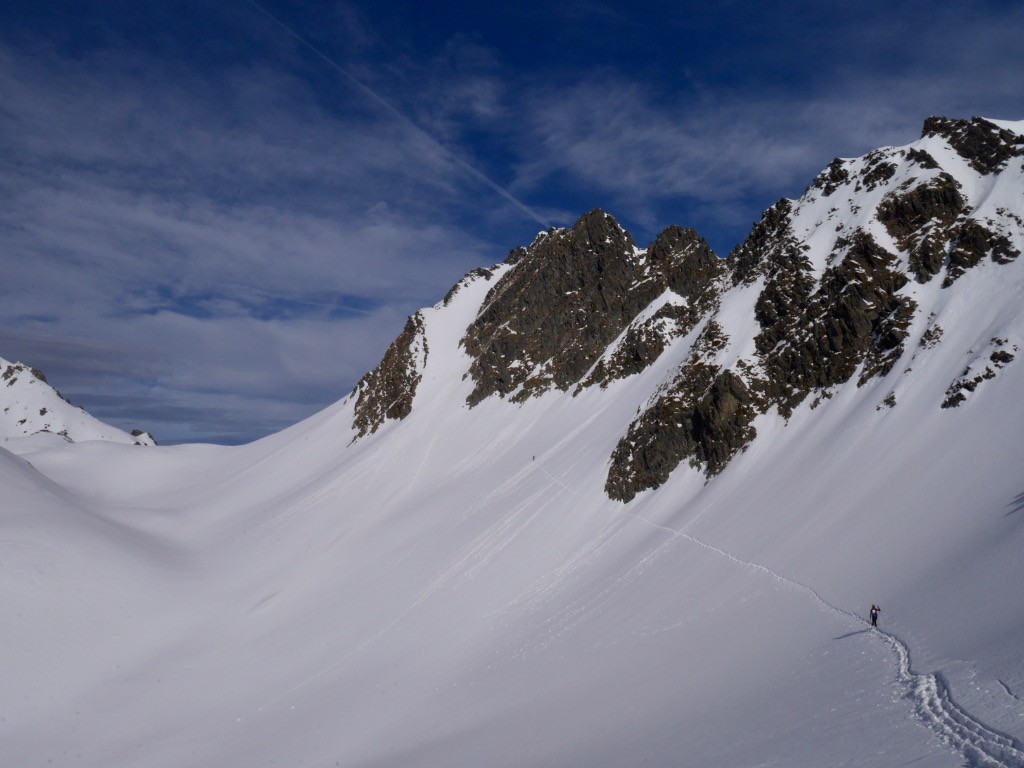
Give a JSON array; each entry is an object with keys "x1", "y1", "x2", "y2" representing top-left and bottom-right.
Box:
[{"x1": 1, "y1": 1, "x2": 1021, "y2": 444}]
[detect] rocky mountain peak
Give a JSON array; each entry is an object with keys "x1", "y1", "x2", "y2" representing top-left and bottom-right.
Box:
[
  {"x1": 460, "y1": 210, "x2": 724, "y2": 406},
  {"x1": 921, "y1": 116, "x2": 1024, "y2": 174},
  {"x1": 647, "y1": 225, "x2": 720, "y2": 300},
  {"x1": 605, "y1": 117, "x2": 1023, "y2": 500},
  {"x1": 567, "y1": 207, "x2": 635, "y2": 253},
  {"x1": 460, "y1": 210, "x2": 645, "y2": 406}
]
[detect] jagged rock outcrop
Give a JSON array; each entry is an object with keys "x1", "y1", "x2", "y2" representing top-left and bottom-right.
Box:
[
  {"x1": 350, "y1": 312, "x2": 428, "y2": 439},
  {"x1": 858, "y1": 151, "x2": 898, "y2": 191},
  {"x1": 461, "y1": 211, "x2": 722, "y2": 404},
  {"x1": 765, "y1": 232, "x2": 915, "y2": 403},
  {"x1": 3, "y1": 362, "x2": 52, "y2": 389},
  {"x1": 877, "y1": 173, "x2": 966, "y2": 282},
  {"x1": 944, "y1": 219, "x2": 1018, "y2": 286},
  {"x1": 730, "y1": 198, "x2": 802, "y2": 285},
  {"x1": 582, "y1": 226, "x2": 724, "y2": 389},
  {"x1": 461, "y1": 210, "x2": 643, "y2": 405},
  {"x1": 607, "y1": 227, "x2": 918, "y2": 501},
  {"x1": 941, "y1": 337, "x2": 1019, "y2": 409},
  {"x1": 922, "y1": 116, "x2": 1024, "y2": 174},
  {"x1": 606, "y1": 321, "x2": 757, "y2": 501},
  {"x1": 813, "y1": 159, "x2": 851, "y2": 197}
]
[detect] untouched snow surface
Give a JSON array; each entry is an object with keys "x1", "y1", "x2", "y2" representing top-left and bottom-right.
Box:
[{"x1": 3, "y1": 250, "x2": 1024, "y2": 768}]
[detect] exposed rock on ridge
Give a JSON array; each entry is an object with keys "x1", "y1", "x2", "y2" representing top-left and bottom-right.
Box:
[
  {"x1": 582, "y1": 226, "x2": 724, "y2": 389},
  {"x1": 922, "y1": 116, "x2": 1024, "y2": 175},
  {"x1": 350, "y1": 312, "x2": 428, "y2": 439},
  {"x1": 461, "y1": 210, "x2": 722, "y2": 405},
  {"x1": 605, "y1": 116, "x2": 1022, "y2": 500}
]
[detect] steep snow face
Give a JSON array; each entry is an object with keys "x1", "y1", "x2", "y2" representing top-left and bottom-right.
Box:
[
  {"x1": 3, "y1": 117, "x2": 1024, "y2": 768},
  {"x1": 0, "y1": 357, "x2": 155, "y2": 447}
]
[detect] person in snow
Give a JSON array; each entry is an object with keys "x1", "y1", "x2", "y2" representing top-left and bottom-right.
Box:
[{"x1": 870, "y1": 604, "x2": 881, "y2": 628}]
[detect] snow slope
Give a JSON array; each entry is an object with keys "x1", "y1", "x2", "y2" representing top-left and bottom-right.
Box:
[
  {"x1": 2, "y1": 119, "x2": 1024, "y2": 767},
  {"x1": 0, "y1": 356, "x2": 156, "y2": 447}
]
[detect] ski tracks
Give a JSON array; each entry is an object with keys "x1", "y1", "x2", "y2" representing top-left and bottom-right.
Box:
[
  {"x1": 625, "y1": 510, "x2": 1024, "y2": 768},
  {"x1": 884, "y1": 634, "x2": 1024, "y2": 768}
]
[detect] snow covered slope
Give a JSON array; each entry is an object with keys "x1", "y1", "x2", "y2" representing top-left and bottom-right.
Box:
[
  {"x1": 0, "y1": 356, "x2": 156, "y2": 447},
  {"x1": 2, "y1": 117, "x2": 1024, "y2": 768}
]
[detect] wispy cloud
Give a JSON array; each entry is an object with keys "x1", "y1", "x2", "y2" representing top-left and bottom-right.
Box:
[
  {"x1": 499, "y1": 2, "x2": 1024, "y2": 247},
  {"x1": 0, "y1": 38, "x2": 527, "y2": 443}
]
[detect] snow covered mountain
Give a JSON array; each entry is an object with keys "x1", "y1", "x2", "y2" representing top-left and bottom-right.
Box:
[
  {"x1": 354, "y1": 115, "x2": 1023, "y2": 502},
  {"x1": 3, "y1": 116, "x2": 1024, "y2": 768},
  {"x1": 0, "y1": 356, "x2": 156, "y2": 446}
]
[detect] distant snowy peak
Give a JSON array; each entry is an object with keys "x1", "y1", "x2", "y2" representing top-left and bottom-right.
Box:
[
  {"x1": 348, "y1": 115, "x2": 1023, "y2": 502},
  {"x1": 0, "y1": 357, "x2": 156, "y2": 446}
]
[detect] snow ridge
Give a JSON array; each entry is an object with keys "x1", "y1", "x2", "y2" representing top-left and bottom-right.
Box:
[{"x1": 624, "y1": 508, "x2": 1024, "y2": 768}]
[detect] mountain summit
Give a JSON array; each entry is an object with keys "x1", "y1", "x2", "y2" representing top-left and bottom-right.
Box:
[
  {"x1": 0, "y1": 356, "x2": 156, "y2": 446},
  {"x1": 351, "y1": 115, "x2": 1023, "y2": 501}
]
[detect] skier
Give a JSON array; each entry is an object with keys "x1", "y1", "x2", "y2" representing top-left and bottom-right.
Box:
[{"x1": 869, "y1": 604, "x2": 881, "y2": 628}]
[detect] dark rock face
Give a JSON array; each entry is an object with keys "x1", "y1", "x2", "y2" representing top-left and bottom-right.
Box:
[
  {"x1": 461, "y1": 211, "x2": 721, "y2": 404},
  {"x1": 813, "y1": 159, "x2": 850, "y2": 197},
  {"x1": 758, "y1": 232, "x2": 914, "y2": 411},
  {"x1": 922, "y1": 116, "x2": 1024, "y2": 175},
  {"x1": 877, "y1": 173, "x2": 966, "y2": 282},
  {"x1": 3, "y1": 363, "x2": 48, "y2": 386},
  {"x1": 650, "y1": 226, "x2": 723, "y2": 301},
  {"x1": 859, "y1": 152, "x2": 898, "y2": 191},
  {"x1": 461, "y1": 210, "x2": 641, "y2": 405},
  {"x1": 730, "y1": 198, "x2": 800, "y2": 285},
  {"x1": 750, "y1": 237, "x2": 815, "y2": 359},
  {"x1": 906, "y1": 148, "x2": 940, "y2": 169},
  {"x1": 606, "y1": 323, "x2": 756, "y2": 501},
  {"x1": 351, "y1": 312, "x2": 428, "y2": 439},
  {"x1": 944, "y1": 219, "x2": 1019, "y2": 286},
  {"x1": 581, "y1": 302, "x2": 693, "y2": 390},
  {"x1": 583, "y1": 226, "x2": 724, "y2": 389},
  {"x1": 607, "y1": 224, "x2": 917, "y2": 501}
]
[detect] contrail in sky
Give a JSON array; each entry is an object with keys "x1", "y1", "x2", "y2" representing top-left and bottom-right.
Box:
[{"x1": 244, "y1": 0, "x2": 551, "y2": 229}]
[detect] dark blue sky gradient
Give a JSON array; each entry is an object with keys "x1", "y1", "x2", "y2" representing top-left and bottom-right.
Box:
[{"x1": 1, "y1": 1, "x2": 1021, "y2": 442}]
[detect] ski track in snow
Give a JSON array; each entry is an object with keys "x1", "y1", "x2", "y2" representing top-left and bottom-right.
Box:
[{"x1": 625, "y1": 510, "x2": 1024, "y2": 768}]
